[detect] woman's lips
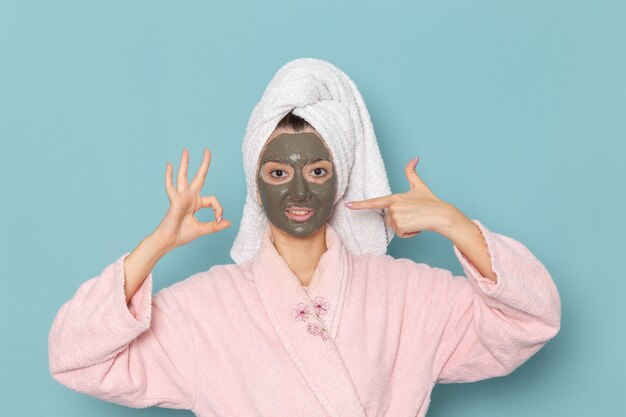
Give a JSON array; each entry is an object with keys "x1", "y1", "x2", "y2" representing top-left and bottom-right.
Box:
[{"x1": 285, "y1": 207, "x2": 315, "y2": 222}]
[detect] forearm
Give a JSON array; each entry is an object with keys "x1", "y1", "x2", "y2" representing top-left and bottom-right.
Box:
[
  {"x1": 123, "y1": 235, "x2": 169, "y2": 304},
  {"x1": 437, "y1": 205, "x2": 497, "y2": 282}
]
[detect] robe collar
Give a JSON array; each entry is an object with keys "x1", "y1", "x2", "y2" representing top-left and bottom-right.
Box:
[{"x1": 250, "y1": 223, "x2": 366, "y2": 417}]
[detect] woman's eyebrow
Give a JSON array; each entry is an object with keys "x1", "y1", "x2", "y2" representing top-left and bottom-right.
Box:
[
  {"x1": 265, "y1": 158, "x2": 291, "y2": 164},
  {"x1": 265, "y1": 157, "x2": 329, "y2": 164},
  {"x1": 306, "y1": 157, "x2": 329, "y2": 164},
  {"x1": 264, "y1": 158, "x2": 289, "y2": 164}
]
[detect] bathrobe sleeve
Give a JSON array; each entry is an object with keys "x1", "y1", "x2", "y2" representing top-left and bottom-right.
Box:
[
  {"x1": 428, "y1": 219, "x2": 561, "y2": 384},
  {"x1": 48, "y1": 252, "x2": 197, "y2": 410}
]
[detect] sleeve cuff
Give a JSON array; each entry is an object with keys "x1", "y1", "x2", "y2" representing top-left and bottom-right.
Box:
[
  {"x1": 452, "y1": 219, "x2": 503, "y2": 295},
  {"x1": 114, "y1": 252, "x2": 153, "y2": 332}
]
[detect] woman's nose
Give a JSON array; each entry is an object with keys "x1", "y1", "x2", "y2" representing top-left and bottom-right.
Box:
[{"x1": 291, "y1": 173, "x2": 311, "y2": 200}]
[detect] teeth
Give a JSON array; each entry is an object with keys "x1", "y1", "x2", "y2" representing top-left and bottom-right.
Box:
[{"x1": 287, "y1": 210, "x2": 311, "y2": 215}]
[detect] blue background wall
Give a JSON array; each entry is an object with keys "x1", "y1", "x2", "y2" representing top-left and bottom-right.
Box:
[{"x1": 1, "y1": 0, "x2": 623, "y2": 415}]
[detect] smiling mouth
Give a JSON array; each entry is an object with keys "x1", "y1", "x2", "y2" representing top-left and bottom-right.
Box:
[{"x1": 285, "y1": 207, "x2": 315, "y2": 222}]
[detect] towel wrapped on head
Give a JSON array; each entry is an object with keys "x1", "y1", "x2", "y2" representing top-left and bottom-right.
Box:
[{"x1": 230, "y1": 57, "x2": 396, "y2": 264}]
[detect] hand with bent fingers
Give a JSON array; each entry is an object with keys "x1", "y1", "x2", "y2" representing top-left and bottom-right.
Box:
[
  {"x1": 151, "y1": 147, "x2": 231, "y2": 252},
  {"x1": 345, "y1": 157, "x2": 460, "y2": 238}
]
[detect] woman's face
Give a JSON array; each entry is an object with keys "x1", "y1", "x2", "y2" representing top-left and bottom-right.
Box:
[{"x1": 256, "y1": 129, "x2": 337, "y2": 238}]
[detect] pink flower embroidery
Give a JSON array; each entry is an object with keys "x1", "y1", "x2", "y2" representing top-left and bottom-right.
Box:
[
  {"x1": 292, "y1": 303, "x2": 310, "y2": 322},
  {"x1": 293, "y1": 296, "x2": 330, "y2": 342},
  {"x1": 311, "y1": 296, "x2": 329, "y2": 316}
]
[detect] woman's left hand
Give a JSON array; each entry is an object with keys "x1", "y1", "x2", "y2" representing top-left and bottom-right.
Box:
[{"x1": 345, "y1": 157, "x2": 459, "y2": 238}]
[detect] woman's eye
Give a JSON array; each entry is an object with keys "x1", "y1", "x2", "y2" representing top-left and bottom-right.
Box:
[
  {"x1": 311, "y1": 167, "x2": 328, "y2": 177},
  {"x1": 270, "y1": 169, "x2": 287, "y2": 178}
]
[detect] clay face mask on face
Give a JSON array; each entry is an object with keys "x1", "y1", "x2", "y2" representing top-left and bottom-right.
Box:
[{"x1": 257, "y1": 132, "x2": 337, "y2": 238}]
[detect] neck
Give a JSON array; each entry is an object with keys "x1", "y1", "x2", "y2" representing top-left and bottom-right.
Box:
[{"x1": 269, "y1": 224, "x2": 328, "y2": 287}]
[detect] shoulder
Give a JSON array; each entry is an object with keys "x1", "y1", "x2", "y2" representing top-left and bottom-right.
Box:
[
  {"x1": 159, "y1": 262, "x2": 254, "y2": 303},
  {"x1": 351, "y1": 252, "x2": 450, "y2": 279},
  {"x1": 350, "y1": 252, "x2": 461, "y2": 296}
]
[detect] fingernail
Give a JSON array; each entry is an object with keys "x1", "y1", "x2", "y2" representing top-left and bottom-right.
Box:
[
  {"x1": 413, "y1": 156, "x2": 420, "y2": 166},
  {"x1": 217, "y1": 215, "x2": 222, "y2": 223},
  {"x1": 344, "y1": 202, "x2": 353, "y2": 208}
]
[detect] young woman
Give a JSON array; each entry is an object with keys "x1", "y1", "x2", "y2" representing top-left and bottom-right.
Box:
[{"x1": 49, "y1": 58, "x2": 561, "y2": 417}]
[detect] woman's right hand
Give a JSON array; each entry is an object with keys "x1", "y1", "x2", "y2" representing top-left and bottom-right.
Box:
[{"x1": 150, "y1": 148, "x2": 231, "y2": 253}]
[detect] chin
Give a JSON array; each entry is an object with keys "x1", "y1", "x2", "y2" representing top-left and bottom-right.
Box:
[{"x1": 276, "y1": 223, "x2": 327, "y2": 239}]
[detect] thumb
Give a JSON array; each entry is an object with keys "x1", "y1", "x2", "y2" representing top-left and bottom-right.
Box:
[
  {"x1": 201, "y1": 218, "x2": 231, "y2": 235},
  {"x1": 404, "y1": 156, "x2": 422, "y2": 190}
]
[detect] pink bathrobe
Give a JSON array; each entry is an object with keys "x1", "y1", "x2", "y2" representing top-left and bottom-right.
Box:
[{"x1": 48, "y1": 219, "x2": 561, "y2": 417}]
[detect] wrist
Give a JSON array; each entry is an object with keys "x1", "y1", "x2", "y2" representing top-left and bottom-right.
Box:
[
  {"x1": 435, "y1": 203, "x2": 468, "y2": 239},
  {"x1": 144, "y1": 232, "x2": 173, "y2": 258}
]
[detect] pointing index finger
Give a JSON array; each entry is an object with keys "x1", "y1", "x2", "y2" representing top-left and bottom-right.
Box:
[{"x1": 347, "y1": 194, "x2": 394, "y2": 210}]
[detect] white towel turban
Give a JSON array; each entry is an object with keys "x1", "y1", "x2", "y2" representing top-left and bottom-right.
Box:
[{"x1": 230, "y1": 57, "x2": 395, "y2": 264}]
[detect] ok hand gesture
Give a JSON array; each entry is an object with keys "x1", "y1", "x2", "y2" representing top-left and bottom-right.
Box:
[
  {"x1": 151, "y1": 148, "x2": 231, "y2": 252},
  {"x1": 345, "y1": 157, "x2": 456, "y2": 238}
]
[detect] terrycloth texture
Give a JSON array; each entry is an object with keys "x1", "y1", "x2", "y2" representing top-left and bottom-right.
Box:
[
  {"x1": 49, "y1": 220, "x2": 561, "y2": 416},
  {"x1": 230, "y1": 57, "x2": 395, "y2": 264}
]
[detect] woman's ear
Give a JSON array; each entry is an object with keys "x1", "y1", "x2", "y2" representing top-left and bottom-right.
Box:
[{"x1": 256, "y1": 188, "x2": 262, "y2": 207}]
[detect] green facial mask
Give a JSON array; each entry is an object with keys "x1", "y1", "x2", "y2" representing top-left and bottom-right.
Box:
[{"x1": 257, "y1": 132, "x2": 338, "y2": 237}]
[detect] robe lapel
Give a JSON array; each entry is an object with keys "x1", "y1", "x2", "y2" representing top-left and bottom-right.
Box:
[{"x1": 252, "y1": 224, "x2": 366, "y2": 417}]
